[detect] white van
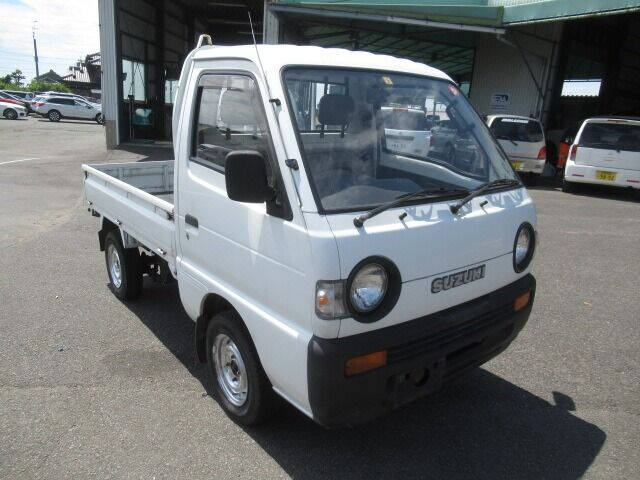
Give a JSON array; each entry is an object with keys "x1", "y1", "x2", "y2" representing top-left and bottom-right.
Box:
[
  {"x1": 83, "y1": 39, "x2": 537, "y2": 427},
  {"x1": 563, "y1": 117, "x2": 640, "y2": 192},
  {"x1": 486, "y1": 115, "x2": 546, "y2": 180},
  {"x1": 381, "y1": 106, "x2": 431, "y2": 158}
]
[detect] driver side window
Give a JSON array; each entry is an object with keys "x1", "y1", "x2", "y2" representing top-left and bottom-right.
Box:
[{"x1": 191, "y1": 73, "x2": 272, "y2": 174}]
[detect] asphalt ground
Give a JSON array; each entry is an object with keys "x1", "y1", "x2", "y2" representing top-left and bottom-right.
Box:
[{"x1": 1, "y1": 115, "x2": 639, "y2": 479}]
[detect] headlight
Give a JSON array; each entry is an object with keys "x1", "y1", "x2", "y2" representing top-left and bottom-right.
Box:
[
  {"x1": 513, "y1": 223, "x2": 535, "y2": 273},
  {"x1": 349, "y1": 263, "x2": 388, "y2": 313}
]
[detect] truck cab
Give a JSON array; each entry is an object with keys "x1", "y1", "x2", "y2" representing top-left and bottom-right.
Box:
[{"x1": 83, "y1": 40, "x2": 537, "y2": 427}]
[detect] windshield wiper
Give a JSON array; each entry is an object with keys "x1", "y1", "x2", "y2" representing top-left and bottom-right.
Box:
[
  {"x1": 449, "y1": 178, "x2": 521, "y2": 214},
  {"x1": 353, "y1": 187, "x2": 469, "y2": 227}
]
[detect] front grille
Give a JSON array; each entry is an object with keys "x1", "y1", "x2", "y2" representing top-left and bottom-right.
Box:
[{"x1": 387, "y1": 300, "x2": 514, "y2": 365}]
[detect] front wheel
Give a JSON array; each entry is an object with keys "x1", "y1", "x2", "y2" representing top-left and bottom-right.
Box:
[
  {"x1": 3, "y1": 109, "x2": 18, "y2": 120},
  {"x1": 206, "y1": 311, "x2": 276, "y2": 425},
  {"x1": 48, "y1": 110, "x2": 61, "y2": 122},
  {"x1": 104, "y1": 230, "x2": 142, "y2": 300}
]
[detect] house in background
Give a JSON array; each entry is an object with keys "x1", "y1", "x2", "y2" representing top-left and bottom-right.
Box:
[
  {"x1": 61, "y1": 53, "x2": 101, "y2": 100},
  {"x1": 34, "y1": 69, "x2": 64, "y2": 84}
]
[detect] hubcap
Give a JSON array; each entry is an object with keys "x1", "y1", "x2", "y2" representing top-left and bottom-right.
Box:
[
  {"x1": 107, "y1": 244, "x2": 122, "y2": 288},
  {"x1": 212, "y1": 333, "x2": 248, "y2": 407}
]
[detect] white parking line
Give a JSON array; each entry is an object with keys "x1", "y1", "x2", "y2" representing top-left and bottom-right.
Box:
[{"x1": 0, "y1": 157, "x2": 39, "y2": 166}]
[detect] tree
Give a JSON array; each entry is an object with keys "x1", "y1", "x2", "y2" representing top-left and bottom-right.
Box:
[
  {"x1": 8, "y1": 69, "x2": 25, "y2": 86},
  {"x1": 27, "y1": 80, "x2": 71, "y2": 93}
]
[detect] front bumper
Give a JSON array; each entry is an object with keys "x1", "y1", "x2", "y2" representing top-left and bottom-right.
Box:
[{"x1": 307, "y1": 274, "x2": 535, "y2": 427}]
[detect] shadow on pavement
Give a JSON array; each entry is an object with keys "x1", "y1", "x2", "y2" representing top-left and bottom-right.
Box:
[{"x1": 124, "y1": 281, "x2": 606, "y2": 480}]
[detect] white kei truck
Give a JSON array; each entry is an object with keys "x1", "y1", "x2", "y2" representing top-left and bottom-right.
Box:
[{"x1": 83, "y1": 36, "x2": 537, "y2": 427}]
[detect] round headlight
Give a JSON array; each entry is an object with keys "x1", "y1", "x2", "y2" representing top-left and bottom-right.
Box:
[
  {"x1": 513, "y1": 223, "x2": 535, "y2": 272},
  {"x1": 349, "y1": 263, "x2": 388, "y2": 313}
]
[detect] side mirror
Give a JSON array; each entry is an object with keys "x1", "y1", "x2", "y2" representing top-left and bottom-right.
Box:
[{"x1": 225, "y1": 150, "x2": 273, "y2": 203}]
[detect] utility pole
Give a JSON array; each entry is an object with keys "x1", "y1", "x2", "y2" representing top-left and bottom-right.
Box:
[{"x1": 32, "y1": 21, "x2": 39, "y2": 79}]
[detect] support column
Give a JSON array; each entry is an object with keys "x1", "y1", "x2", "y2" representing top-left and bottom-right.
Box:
[
  {"x1": 98, "y1": 0, "x2": 121, "y2": 149},
  {"x1": 155, "y1": 0, "x2": 166, "y2": 139}
]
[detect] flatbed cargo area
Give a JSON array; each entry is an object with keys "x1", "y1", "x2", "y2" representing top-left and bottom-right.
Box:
[{"x1": 82, "y1": 159, "x2": 176, "y2": 270}]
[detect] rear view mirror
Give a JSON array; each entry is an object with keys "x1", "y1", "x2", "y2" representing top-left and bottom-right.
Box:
[{"x1": 225, "y1": 150, "x2": 273, "y2": 203}]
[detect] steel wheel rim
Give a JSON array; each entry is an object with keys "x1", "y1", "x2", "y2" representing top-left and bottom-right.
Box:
[
  {"x1": 213, "y1": 333, "x2": 248, "y2": 407},
  {"x1": 107, "y1": 244, "x2": 122, "y2": 289}
]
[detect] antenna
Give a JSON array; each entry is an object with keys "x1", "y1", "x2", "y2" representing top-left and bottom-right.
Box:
[{"x1": 248, "y1": 11, "x2": 279, "y2": 106}]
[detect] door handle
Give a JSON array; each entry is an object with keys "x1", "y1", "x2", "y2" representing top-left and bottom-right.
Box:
[{"x1": 185, "y1": 214, "x2": 198, "y2": 228}]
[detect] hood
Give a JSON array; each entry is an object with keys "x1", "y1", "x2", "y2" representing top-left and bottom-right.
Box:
[{"x1": 325, "y1": 188, "x2": 537, "y2": 335}]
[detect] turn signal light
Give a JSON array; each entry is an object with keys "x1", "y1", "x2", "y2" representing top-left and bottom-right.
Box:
[
  {"x1": 345, "y1": 350, "x2": 387, "y2": 376},
  {"x1": 514, "y1": 291, "x2": 531, "y2": 312}
]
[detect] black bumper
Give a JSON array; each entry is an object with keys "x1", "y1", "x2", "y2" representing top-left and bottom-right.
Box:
[{"x1": 307, "y1": 274, "x2": 536, "y2": 427}]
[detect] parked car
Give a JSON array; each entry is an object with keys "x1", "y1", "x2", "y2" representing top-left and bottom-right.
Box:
[
  {"x1": 0, "y1": 90, "x2": 31, "y2": 113},
  {"x1": 381, "y1": 106, "x2": 431, "y2": 158},
  {"x1": 563, "y1": 116, "x2": 640, "y2": 192},
  {"x1": 429, "y1": 119, "x2": 458, "y2": 161},
  {"x1": 0, "y1": 100, "x2": 27, "y2": 120},
  {"x1": 82, "y1": 39, "x2": 537, "y2": 427},
  {"x1": 33, "y1": 96, "x2": 103, "y2": 124},
  {"x1": 40, "y1": 91, "x2": 98, "y2": 105},
  {"x1": 3, "y1": 90, "x2": 35, "y2": 102},
  {"x1": 486, "y1": 115, "x2": 546, "y2": 181}
]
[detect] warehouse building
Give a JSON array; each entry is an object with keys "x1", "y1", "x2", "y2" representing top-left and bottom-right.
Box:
[{"x1": 98, "y1": 0, "x2": 640, "y2": 149}]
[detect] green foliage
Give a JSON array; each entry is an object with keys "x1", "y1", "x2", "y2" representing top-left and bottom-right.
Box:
[
  {"x1": 26, "y1": 80, "x2": 71, "y2": 93},
  {"x1": 1, "y1": 68, "x2": 71, "y2": 93}
]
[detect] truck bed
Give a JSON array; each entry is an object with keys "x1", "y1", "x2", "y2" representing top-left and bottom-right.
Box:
[{"x1": 82, "y1": 160, "x2": 176, "y2": 269}]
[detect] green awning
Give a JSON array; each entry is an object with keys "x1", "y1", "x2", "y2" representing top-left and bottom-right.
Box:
[{"x1": 270, "y1": 0, "x2": 640, "y2": 27}]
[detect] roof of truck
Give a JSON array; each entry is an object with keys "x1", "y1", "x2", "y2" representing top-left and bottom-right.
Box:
[{"x1": 191, "y1": 44, "x2": 452, "y2": 81}]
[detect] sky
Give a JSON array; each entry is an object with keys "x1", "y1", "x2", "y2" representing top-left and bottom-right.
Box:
[{"x1": 0, "y1": 0, "x2": 99, "y2": 83}]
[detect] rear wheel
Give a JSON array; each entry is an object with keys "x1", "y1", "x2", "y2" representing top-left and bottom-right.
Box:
[
  {"x1": 562, "y1": 179, "x2": 575, "y2": 193},
  {"x1": 104, "y1": 230, "x2": 142, "y2": 300},
  {"x1": 206, "y1": 311, "x2": 276, "y2": 425},
  {"x1": 95, "y1": 113, "x2": 104, "y2": 125},
  {"x1": 3, "y1": 109, "x2": 17, "y2": 120},
  {"x1": 48, "y1": 110, "x2": 61, "y2": 122}
]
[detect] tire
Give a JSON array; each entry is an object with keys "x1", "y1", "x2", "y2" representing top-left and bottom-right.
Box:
[
  {"x1": 104, "y1": 230, "x2": 142, "y2": 300},
  {"x1": 206, "y1": 311, "x2": 276, "y2": 426},
  {"x1": 95, "y1": 113, "x2": 105, "y2": 125},
  {"x1": 3, "y1": 109, "x2": 17, "y2": 120},
  {"x1": 48, "y1": 110, "x2": 61, "y2": 122},
  {"x1": 562, "y1": 179, "x2": 574, "y2": 193}
]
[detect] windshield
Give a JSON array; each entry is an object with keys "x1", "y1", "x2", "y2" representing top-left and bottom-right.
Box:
[
  {"x1": 579, "y1": 122, "x2": 640, "y2": 152},
  {"x1": 490, "y1": 117, "x2": 543, "y2": 143},
  {"x1": 283, "y1": 67, "x2": 517, "y2": 212}
]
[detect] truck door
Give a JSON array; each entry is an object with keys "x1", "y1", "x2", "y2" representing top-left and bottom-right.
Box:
[{"x1": 175, "y1": 68, "x2": 313, "y2": 406}]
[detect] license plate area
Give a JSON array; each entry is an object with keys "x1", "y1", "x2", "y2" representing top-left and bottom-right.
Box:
[
  {"x1": 595, "y1": 170, "x2": 617, "y2": 181},
  {"x1": 512, "y1": 161, "x2": 523, "y2": 170}
]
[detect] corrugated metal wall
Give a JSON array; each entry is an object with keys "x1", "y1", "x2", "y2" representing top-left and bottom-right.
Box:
[{"x1": 469, "y1": 22, "x2": 560, "y2": 120}]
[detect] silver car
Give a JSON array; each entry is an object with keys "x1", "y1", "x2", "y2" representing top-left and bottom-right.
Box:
[{"x1": 33, "y1": 96, "x2": 104, "y2": 124}]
